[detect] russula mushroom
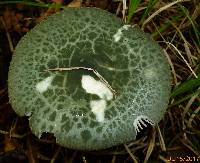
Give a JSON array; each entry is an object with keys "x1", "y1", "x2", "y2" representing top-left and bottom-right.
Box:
[{"x1": 8, "y1": 8, "x2": 171, "y2": 150}]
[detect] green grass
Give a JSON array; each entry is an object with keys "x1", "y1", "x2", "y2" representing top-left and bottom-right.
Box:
[
  {"x1": 171, "y1": 73, "x2": 200, "y2": 98},
  {"x1": 151, "y1": 14, "x2": 183, "y2": 38},
  {"x1": 0, "y1": 0, "x2": 65, "y2": 8},
  {"x1": 139, "y1": 0, "x2": 158, "y2": 25},
  {"x1": 127, "y1": 0, "x2": 141, "y2": 23},
  {"x1": 169, "y1": 88, "x2": 200, "y2": 107},
  {"x1": 178, "y1": 4, "x2": 200, "y2": 47},
  {"x1": 169, "y1": 69, "x2": 200, "y2": 107}
]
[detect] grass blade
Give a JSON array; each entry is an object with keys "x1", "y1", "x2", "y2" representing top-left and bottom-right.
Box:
[
  {"x1": 0, "y1": 0, "x2": 64, "y2": 8},
  {"x1": 139, "y1": 0, "x2": 158, "y2": 25},
  {"x1": 178, "y1": 4, "x2": 200, "y2": 47},
  {"x1": 151, "y1": 15, "x2": 182, "y2": 38},
  {"x1": 171, "y1": 73, "x2": 200, "y2": 98},
  {"x1": 127, "y1": 0, "x2": 141, "y2": 23},
  {"x1": 169, "y1": 88, "x2": 200, "y2": 107}
]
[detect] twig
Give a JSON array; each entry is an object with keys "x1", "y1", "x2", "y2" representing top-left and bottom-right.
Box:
[
  {"x1": 111, "y1": 155, "x2": 117, "y2": 163},
  {"x1": 0, "y1": 17, "x2": 14, "y2": 53},
  {"x1": 45, "y1": 67, "x2": 117, "y2": 97},
  {"x1": 144, "y1": 128, "x2": 156, "y2": 163},
  {"x1": 164, "y1": 50, "x2": 178, "y2": 85},
  {"x1": 9, "y1": 117, "x2": 18, "y2": 138},
  {"x1": 0, "y1": 129, "x2": 30, "y2": 138},
  {"x1": 188, "y1": 106, "x2": 200, "y2": 128},
  {"x1": 37, "y1": 153, "x2": 51, "y2": 161},
  {"x1": 27, "y1": 136, "x2": 38, "y2": 163},
  {"x1": 180, "y1": 139, "x2": 200, "y2": 156},
  {"x1": 124, "y1": 144, "x2": 139, "y2": 163},
  {"x1": 161, "y1": 41, "x2": 197, "y2": 78},
  {"x1": 158, "y1": 155, "x2": 171, "y2": 163},
  {"x1": 169, "y1": 20, "x2": 195, "y2": 65},
  {"x1": 182, "y1": 92, "x2": 199, "y2": 131},
  {"x1": 151, "y1": 20, "x2": 178, "y2": 84},
  {"x1": 122, "y1": 0, "x2": 127, "y2": 22},
  {"x1": 116, "y1": 2, "x2": 122, "y2": 16},
  {"x1": 142, "y1": 0, "x2": 190, "y2": 29},
  {"x1": 156, "y1": 125, "x2": 166, "y2": 151},
  {"x1": 50, "y1": 146, "x2": 61, "y2": 163}
]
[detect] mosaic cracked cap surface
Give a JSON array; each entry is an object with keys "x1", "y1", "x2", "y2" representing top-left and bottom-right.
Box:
[{"x1": 8, "y1": 7, "x2": 171, "y2": 150}]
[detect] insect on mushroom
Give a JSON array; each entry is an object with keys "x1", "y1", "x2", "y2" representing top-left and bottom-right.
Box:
[{"x1": 8, "y1": 7, "x2": 171, "y2": 150}]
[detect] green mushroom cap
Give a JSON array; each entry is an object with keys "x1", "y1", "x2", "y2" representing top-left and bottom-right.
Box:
[{"x1": 8, "y1": 7, "x2": 171, "y2": 150}]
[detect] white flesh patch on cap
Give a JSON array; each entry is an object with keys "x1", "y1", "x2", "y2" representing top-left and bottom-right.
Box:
[
  {"x1": 81, "y1": 75, "x2": 113, "y2": 100},
  {"x1": 90, "y1": 99, "x2": 106, "y2": 122},
  {"x1": 81, "y1": 75, "x2": 114, "y2": 122},
  {"x1": 133, "y1": 115, "x2": 155, "y2": 133},
  {"x1": 36, "y1": 76, "x2": 54, "y2": 93},
  {"x1": 113, "y1": 25, "x2": 131, "y2": 42}
]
